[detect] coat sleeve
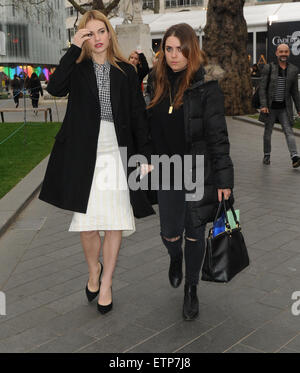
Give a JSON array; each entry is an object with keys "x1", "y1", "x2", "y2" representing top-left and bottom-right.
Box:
[
  {"x1": 47, "y1": 44, "x2": 82, "y2": 97},
  {"x1": 291, "y1": 67, "x2": 300, "y2": 112},
  {"x1": 203, "y1": 81, "x2": 234, "y2": 189},
  {"x1": 128, "y1": 66, "x2": 153, "y2": 162},
  {"x1": 259, "y1": 63, "x2": 271, "y2": 108}
]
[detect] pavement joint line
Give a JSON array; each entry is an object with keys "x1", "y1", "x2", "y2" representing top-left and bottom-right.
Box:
[
  {"x1": 226, "y1": 307, "x2": 294, "y2": 353},
  {"x1": 228, "y1": 343, "x2": 265, "y2": 353},
  {"x1": 0, "y1": 185, "x2": 42, "y2": 239},
  {"x1": 122, "y1": 321, "x2": 178, "y2": 353},
  {"x1": 1, "y1": 229, "x2": 41, "y2": 290},
  {"x1": 273, "y1": 329, "x2": 300, "y2": 353},
  {"x1": 25, "y1": 336, "x2": 62, "y2": 353},
  {"x1": 72, "y1": 336, "x2": 107, "y2": 353},
  {"x1": 172, "y1": 318, "x2": 230, "y2": 353},
  {"x1": 3, "y1": 268, "x2": 86, "y2": 293}
]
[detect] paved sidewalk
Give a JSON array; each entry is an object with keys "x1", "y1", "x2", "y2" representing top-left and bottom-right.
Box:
[
  {"x1": 1, "y1": 117, "x2": 300, "y2": 353},
  {"x1": 0, "y1": 97, "x2": 67, "y2": 123}
]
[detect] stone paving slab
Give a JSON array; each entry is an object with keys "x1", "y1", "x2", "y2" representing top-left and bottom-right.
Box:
[{"x1": 0, "y1": 117, "x2": 300, "y2": 353}]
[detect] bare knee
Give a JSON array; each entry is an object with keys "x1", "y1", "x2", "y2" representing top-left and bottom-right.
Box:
[
  {"x1": 186, "y1": 237, "x2": 198, "y2": 242},
  {"x1": 163, "y1": 235, "x2": 181, "y2": 242}
]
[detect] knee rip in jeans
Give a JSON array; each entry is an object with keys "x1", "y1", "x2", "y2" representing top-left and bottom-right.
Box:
[
  {"x1": 163, "y1": 235, "x2": 181, "y2": 242},
  {"x1": 185, "y1": 237, "x2": 198, "y2": 242}
]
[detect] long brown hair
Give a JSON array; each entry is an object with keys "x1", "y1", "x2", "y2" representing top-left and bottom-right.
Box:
[
  {"x1": 148, "y1": 23, "x2": 207, "y2": 110},
  {"x1": 76, "y1": 10, "x2": 128, "y2": 72}
]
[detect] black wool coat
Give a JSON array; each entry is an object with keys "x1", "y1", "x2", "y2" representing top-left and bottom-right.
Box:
[
  {"x1": 147, "y1": 65, "x2": 234, "y2": 227},
  {"x1": 39, "y1": 44, "x2": 155, "y2": 218}
]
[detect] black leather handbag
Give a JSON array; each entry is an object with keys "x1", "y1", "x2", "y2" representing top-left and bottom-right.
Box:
[{"x1": 201, "y1": 198, "x2": 249, "y2": 283}]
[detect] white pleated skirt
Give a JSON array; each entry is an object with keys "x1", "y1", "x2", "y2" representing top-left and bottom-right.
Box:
[{"x1": 69, "y1": 120, "x2": 135, "y2": 237}]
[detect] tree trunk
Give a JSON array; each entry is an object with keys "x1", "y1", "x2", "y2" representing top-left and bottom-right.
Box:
[{"x1": 203, "y1": 0, "x2": 253, "y2": 115}]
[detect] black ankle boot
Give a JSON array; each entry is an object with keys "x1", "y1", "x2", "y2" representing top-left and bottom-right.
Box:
[
  {"x1": 169, "y1": 253, "x2": 183, "y2": 288},
  {"x1": 183, "y1": 283, "x2": 199, "y2": 321}
]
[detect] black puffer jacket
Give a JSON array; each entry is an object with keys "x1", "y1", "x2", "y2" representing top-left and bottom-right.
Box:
[{"x1": 148, "y1": 65, "x2": 234, "y2": 227}]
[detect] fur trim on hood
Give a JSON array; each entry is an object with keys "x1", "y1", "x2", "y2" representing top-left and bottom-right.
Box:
[{"x1": 204, "y1": 64, "x2": 225, "y2": 82}]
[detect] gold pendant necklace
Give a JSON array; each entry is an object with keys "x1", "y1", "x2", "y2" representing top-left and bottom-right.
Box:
[{"x1": 168, "y1": 87, "x2": 173, "y2": 114}]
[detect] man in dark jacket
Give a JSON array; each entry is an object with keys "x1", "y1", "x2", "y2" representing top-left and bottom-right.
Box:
[{"x1": 259, "y1": 44, "x2": 300, "y2": 168}]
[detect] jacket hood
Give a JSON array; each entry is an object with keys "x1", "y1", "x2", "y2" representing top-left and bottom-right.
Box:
[
  {"x1": 203, "y1": 64, "x2": 225, "y2": 82},
  {"x1": 191, "y1": 64, "x2": 225, "y2": 88}
]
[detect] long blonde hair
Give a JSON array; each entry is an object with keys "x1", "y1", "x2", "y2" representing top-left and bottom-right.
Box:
[
  {"x1": 76, "y1": 10, "x2": 128, "y2": 72},
  {"x1": 148, "y1": 23, "x2": 207, "y2": 110}
]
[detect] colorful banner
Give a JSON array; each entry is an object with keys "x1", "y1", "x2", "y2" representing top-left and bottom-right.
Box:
[{"x1": 0, "y1": 65, "x2": 51, "y2": 81}]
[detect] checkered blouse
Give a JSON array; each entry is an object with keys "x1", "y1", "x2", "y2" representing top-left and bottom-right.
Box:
[{"x1": 93, "y1": 60, "x2": 114, "y2": 123}]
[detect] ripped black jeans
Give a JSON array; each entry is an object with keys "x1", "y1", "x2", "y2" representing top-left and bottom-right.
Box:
[{"x1": 157, "y1": 188, "x2": 206, "y2": 285}]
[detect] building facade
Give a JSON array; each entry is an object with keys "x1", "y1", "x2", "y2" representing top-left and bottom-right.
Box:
[
  {"x1": 0, "y1": 0, "x2": 66, "y2": 81},
  {"x1": 142, "y1": 0, "x2": 299, "y2": 12}
]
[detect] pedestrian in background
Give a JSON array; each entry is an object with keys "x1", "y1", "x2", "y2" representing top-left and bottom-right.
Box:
[
  {"x1": 145, "y1": 51, "x2": 159, "y2": 104},
  {"x1": 250, "y1": 63, "x2": 261, "y2": 78},
  {"x1": 4, "y1": 75, "x2": 10, "y2": 92},
  {"x1": 147, "y1": 23, "x2": 234, "y2": 320},
  {"x1": 129, "y1": 49, "x2": 150, "y2": 92},
  {"x1": 259, "y1": 43, "x2": 300, "y2": 168},
  {"x1": 11, "y1": 74, "x2": 21, "y2": 108},
  {"x1": 39, "y1": 10, "x2": 153, "y2": 315},
  {"x1": 28, "y1": 73, "x2": 43, "y2": 115}
]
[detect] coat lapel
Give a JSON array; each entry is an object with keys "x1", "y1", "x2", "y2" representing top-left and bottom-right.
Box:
[
  {"x1": 80, "y1": 59, "x2": 99, "y2": 100},
  {"x1": 286, "y1": 64, "x2": 294, "y2": 92},
  {"x1": 110, "y1": 64, "x2": 122, "y2": 123}
]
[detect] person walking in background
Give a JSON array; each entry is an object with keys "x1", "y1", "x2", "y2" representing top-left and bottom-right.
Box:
[
  {"x1": 4, "y1": 75, "x2": 10, "y2": 92},
  {"x1": 129, "y1": 49, "x2": 150, "y2": 91},
  {"x1": 39, "y1": 10, "x2": 153, "y2": 315},
  {"x1": 28, "y1": 73, "x2": 43, "y2": 115},
  {"x1": 259, "y1": 43, "x2": 300, "y2": 168},
  {"x1": 147, "y1": 23, "x2": 234, "y2": 320},
  {"x1": 11, "y1": 74, "x2": 21, "y2": 108},
  {"x1": 144, "y1": 51, "x2": 159, "y2": 105},
  {"x1": 250, "y1": 63, "x2": 261, "y2": 78}
]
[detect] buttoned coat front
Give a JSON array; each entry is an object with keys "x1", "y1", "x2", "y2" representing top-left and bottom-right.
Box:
[{"x1": 39, "y1": 44, "x2": 155, "y2": 218}]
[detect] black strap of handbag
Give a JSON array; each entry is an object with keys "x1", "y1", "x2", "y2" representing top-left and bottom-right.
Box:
[{"x1": 213, "y1": 196, "x2": 240, "y2": 232}]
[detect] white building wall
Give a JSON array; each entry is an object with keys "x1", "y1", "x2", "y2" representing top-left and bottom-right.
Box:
[{"x1": 0, "y1": 0, "x2": 66, "y2": 65}]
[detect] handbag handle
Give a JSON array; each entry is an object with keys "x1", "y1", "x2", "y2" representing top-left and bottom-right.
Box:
[
  {"x1": 212, "y1": 196, "x2": 240, "y2": 232},
  {"x1": 222, "y1": 194, "x2": 240, "y2": 231}
]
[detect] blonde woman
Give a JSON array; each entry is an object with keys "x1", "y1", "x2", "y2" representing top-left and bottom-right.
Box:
[
  {"x1": 39, "y1": 10, "x2": 154, "y2": 314},
  {"x1": 129, "y1": 50, "x2": 149, "y2": 88}
]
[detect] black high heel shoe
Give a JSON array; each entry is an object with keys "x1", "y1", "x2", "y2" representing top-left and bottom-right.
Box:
[
  {"x1": 97, "y1": 286, "x2": 113, "y2": 314},
  {"x1": 85, "y1": 262, "x2": 103, "y2": 302}
]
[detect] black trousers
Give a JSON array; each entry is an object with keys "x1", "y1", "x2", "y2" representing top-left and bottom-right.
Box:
[
  {"x1": 13, "y1": 91, "x2": 20, "y2": 105},
  {"x1": 31, "y1": 98, "x2": 39, "y2": 108},
  {"x1": 157, "y1": 188, "x2": 206, "y2": 285}
]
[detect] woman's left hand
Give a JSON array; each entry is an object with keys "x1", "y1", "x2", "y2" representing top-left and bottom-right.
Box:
[
  {"x1": 140, "y1": 164, "x2": 154, "y2": 177},
  {"x1": 218, "y1": 189, "x2": 231, "y2": 202}
]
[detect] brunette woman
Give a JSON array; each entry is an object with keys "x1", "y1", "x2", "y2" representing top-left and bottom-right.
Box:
[
  {"x1": 39, "y1": 10, "x2": 153, "y2": 314},
  {"x1": 147, "y1": 23, "x2": 234, "y2": 320}
]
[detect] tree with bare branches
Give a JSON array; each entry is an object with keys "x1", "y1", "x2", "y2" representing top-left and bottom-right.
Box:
[
  {"x1": 0, "y1": 0, "x2": 121, "y2": 16},
  {"x1": 203, "y1": 0, "x2": 253, "y2": 115}
]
